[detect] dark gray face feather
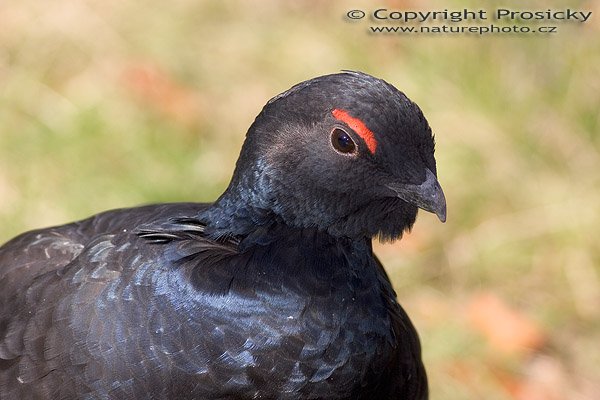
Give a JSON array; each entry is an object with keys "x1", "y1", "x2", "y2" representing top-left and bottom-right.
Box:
[{"x1": 204, "y1": 71, "x2": 446, "y2": 241}]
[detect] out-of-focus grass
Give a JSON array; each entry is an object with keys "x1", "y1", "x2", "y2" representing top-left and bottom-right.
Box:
[{"x1": 1, "y1": 0, "x2": 599, "y2": 398}]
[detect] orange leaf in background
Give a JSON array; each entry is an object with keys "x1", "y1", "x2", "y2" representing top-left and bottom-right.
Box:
[
  {"x1": 491, "y1": 356, "x2": 570, "y2": 400},
  {"x1": 467, "y1": 292, "x2": 546, "y2": 355},
  {"x1": 490, "y1": 367, "x2": 522, "y2": 398},
  {"x1": 121, "y1": 62, "x2": 202, "y2": 126}
]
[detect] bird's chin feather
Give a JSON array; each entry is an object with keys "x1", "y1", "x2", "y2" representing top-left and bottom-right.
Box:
[
  {"x1": 326, "y1": 198, "x2": 418, "y2": 241},
  {"x1": 374, "y1": 211, "x2": 417, "y2": 243},
  {"x1": 376, "y1": 224, "x2": 413, "y2": 243}
]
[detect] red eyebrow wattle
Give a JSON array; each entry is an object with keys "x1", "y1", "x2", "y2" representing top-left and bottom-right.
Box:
[{"x1": 331, "y1": 109, "x2": 378, "y2": 154}]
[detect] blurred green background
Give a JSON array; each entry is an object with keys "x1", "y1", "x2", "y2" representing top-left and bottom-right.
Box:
[{"x1": 1, "y1": 0, "x2": 598, "y2": 398}]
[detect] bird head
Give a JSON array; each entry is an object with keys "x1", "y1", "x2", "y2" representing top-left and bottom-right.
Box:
[{"x1": 212, "y1": 71, "x2": 445, "y2": 241}]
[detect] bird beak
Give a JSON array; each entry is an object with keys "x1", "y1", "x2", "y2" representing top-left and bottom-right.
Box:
[{"x1": 386, "y1": 169, "x2": 447, "y2": 222}]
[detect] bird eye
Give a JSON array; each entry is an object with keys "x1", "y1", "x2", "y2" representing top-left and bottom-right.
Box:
[{"x1": 331, "y1": 128, "x2": 357, "y2": 154}]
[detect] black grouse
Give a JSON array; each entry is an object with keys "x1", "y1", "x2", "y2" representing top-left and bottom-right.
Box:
[{"x1": 0, "y1": 71, "x2": 446, "y2": 399}]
